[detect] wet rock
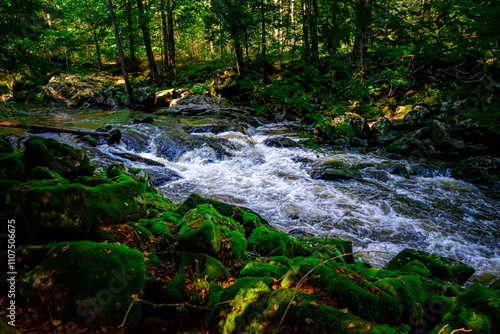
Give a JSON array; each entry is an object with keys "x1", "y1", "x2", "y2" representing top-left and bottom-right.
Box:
[
  {"x1": 141, "y1": 167, "x2": 182, "y2": 186},
  {"x1": 23, "y1": 137, "x2": 94, "y2": 181},
  {"x1": 455, "y1": 118, "x2": 500, "y2": 149},
  {"x1": 311, "y1": 160, "x2": 362, "y2": 181},
  {"x1": 386, "y1": 127, "x2": 434, "y2": 155},
  {"x1": 371, "y1": 117, "x2": 392, "y2": 134},
  {"x1": 133, "y1": 86, "x2": 155, "y2": 105},
  {"x1": 96, "y1": 125, "x2": 122, "y2": 145},
  {"x1": 20, "y1": 241, "x2": 145, "y2": 329},
  {"x1": 113, "y1": 152, "x2": 165, "y2": 167},
  {"x1": 387, "y1": 248, "x2": 475, "y2": 284},
  {"x1": 329, "y1": 112, "x2": 372, "y2": 139},
  {"x1": 263, "y1": 136, "x2": 299, "y2": 148},
  {"x1": 454, "y1": 156, "x2": 500, "y2": 187},
  {"x1": 375, "y1": 130, "x2": 405, "y2": 145},
  {"x1": 429, "y1": 119, "x2": 465, "y2": 151},
  {"x1": 121, "y1": 128, "x2": 151, "y2": 153},
  {"x1": 132, "y1": 117, "x2": 154, "y2": 124}
]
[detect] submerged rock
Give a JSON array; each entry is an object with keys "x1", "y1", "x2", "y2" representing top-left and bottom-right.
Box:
[
  {"x1": 263, "y1": 136, "x2": 299, "y2": 148},
  {"x1": 20, "y1": 241, "x2": 145, "y2": 329},
  {"x1": 387, "y1": 248, "x2": 475, "y2": 284},
  {"x1": 310, "y1": 160, "x2": 362, "y2": 181}
]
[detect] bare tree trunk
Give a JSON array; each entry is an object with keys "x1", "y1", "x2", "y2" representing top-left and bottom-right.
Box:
[
  {"x1": 93, "y1": 30, "x2": 103, "y2": 70},
  {"x1": 107, "y1": 0, "x2": 137, "y2": 103},
  {"x1": 136, "y1": 0, "x2": 162, "y2": 83},
  {"x1": 301, "y1": 0, "x2": 309, "y2": 60},
  {"x1": 126, "y1": 0, "x2": 136, "y2": 64},
  {"x1": 310, "y1": 0, "x2": 319, "y2": 59}
]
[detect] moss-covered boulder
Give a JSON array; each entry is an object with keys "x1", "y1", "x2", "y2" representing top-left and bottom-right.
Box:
[
  {"x1": 387, "y1": 249, "x2": 475, "y2": 284},
  {"x1": 431, "y1": 284, "x2": 500, "y2": 334},
  {"x1": 239, "y1": 260, "x2": 289, "y2": 279},
  {"x1": 295, "y1": 237, "x2": 354, "y2": 263},
  {"x1": 20, "y1": 241, "x2": 145, "y2": 329},
  {"x1": 224, "y1": 230, "x2": 248, "y2": 262},
  {"x1": 0, "y1": 153, "x2": 26, "y2": 182},
  {"x1": 0, "y1": 137, "x2": 14, "y2": 154},
  {"x1": 27, "y1": 166, "x2": 67, "y2": 182},
  {"x1": 5, "y1": 174, "x2": 147, "y2": 243},
  {"x1": 23, "y1": 137, "x2": 94, "y2": 180},
  {"x1": 177, "y1": 193, "x2": 267, "y2": 236},
  {"x1": 248, "y1": 225, "x2": 294, "y2": 257},
  {"x1": 177, "y1": 204, "x2": 244, "y2": 255}
]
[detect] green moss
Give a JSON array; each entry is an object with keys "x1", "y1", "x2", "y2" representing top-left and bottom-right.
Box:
[
  {"x1": 178, "y1": 204, "x2": 244, "y2": 255},
  {"x1": 0, "y1": 153, "x2": 26, "y2": 182},
  {"x1": 431, "y1": 284, "x2": 500, "y2": 334},
  {"x1": 20, "y1": 241, "x2": 145, "y2": 328},
  {"x1": 210, "y1": 277, "x2": 273, "y2": 333},
  {"x1": 162, "y1": 269, "x2": 187, "y2": 303},
  {"x1": 129, "y1": 222, "x2": 152, "y2": 238},
  {"x1": 5, "y1": 174, "x2": 147, "y2": 243},
  {"x1": 146, "y1": 192, "x2": 177, "y2": 212},
  {"x1": 248, "y1": 225, "x2": 294, "y2": 257},
  {"x1": 149, "y1": 222, "x2": 175, "y2": 239},
  {"x1": 295, "y1": 237, "x2": 354, "y2": 263},
  {"x1": 28, "y1": 166, "x2": 66, "y2": 182},
  {"x1": 161, "y1": 211, "x2": 182, "y2": 223},
  {"x1": 398, "y1": 259, "x2": 431, "y2": 278},
  {"x1": 0, "y1": 137, "x2": 14, "y2": 154},
  {"x1": 177, "y1": 193, "x2": 265, "y2": 237},
  {"x1": 225, "y1": 230, "x2": 247, "y2": 261},
  {"x1": 239, "y1": 261, "x2": 287, "y2": 279},
  {"x1": 387, "y1": 249, "x2": 475, "y2": 284},
  {"x1": 23, "y1": 137, "x2": 94, "y2": 181},
  {"x1": 88, "y1": 229, "x2": 117, "y2": 243},
  {"x1": 178, "y1": 252, "x2": 231, "y2": 283}
]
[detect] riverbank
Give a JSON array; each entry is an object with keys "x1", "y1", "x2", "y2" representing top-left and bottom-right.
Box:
[{"x1": 1, "y1": 131, "x2": 499, "y2": 333}]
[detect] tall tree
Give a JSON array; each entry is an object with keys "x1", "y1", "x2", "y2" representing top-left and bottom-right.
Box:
[
  {"x1": 125, "y1": 0, "x2": 137, "y2": 64},
  {"x1": 107, "y1": 0, "x2": 137, "y2": 103},
  {"x1": 136, "y1": 0, "x2": 162, "y2": 83}
]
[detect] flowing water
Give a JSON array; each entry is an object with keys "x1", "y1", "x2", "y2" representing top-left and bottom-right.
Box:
[{"x1": 3, "y1": 109, "x2": 499, "y2": 285}]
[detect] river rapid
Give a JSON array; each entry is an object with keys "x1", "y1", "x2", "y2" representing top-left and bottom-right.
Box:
[{"x1": 3, "y1": 108, "x2": 499, "y2": 285}]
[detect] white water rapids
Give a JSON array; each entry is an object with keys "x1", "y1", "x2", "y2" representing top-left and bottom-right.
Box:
[{"x1": 3, "y1": 110, "x2": 498, "y2": 285}]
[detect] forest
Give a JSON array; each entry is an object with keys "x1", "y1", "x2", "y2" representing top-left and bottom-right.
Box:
[{"x1": 1, "y1": 0, "x2": 500, "y2": 333}]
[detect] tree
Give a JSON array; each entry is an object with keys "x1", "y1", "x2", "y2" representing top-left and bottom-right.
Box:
[
  {"x1": 136, "y1": 0, "x2": 162, "y2": 83},
  {"x1": 107, "y1": 0, "x2": 137, "y2": 102}
]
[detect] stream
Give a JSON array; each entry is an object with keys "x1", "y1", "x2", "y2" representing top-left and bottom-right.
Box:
[{"x1": 2, "y1": 108, "x2": 499, "y2": 285}]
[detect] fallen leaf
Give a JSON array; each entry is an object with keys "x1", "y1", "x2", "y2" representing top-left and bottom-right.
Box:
[
  {"x1": 51, "y1": 320, "x2": 62, "y2": 326},
  {"x1": 309, "y1": 301, "x2": 319, "y2": 307},
  {"x1": 62, "y1": 245, "x2": 70, "y2": 252},
  {"x1": 124, "y1": 202, "x2": 129, "y2": 206},
  {"x1": 342, "y1": 308, "x2": 348, "y2": 314},
  {"x1": 348, "y1": 323, "x2": 355, "y2": 328},
  {"x1": 274, "y1": 304, "x2": 279, "y2": 311},
  {"x1": 305, "y1": 318, "x2": 314, "y2": 324}
]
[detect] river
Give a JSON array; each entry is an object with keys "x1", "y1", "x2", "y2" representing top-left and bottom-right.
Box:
[{"x1": 2, "y1": 108, "x2": 499, "y2": 285}]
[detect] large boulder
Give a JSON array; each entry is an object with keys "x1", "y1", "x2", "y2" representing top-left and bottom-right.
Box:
[
  {"x1": 23, "y1": 137, "x2": 95, "y2": 180},
  {"x1": 20, "y1": 241, "x2": 145, "y2": 329},
  {"x1": 329, "y1": 112, "x2": 372, "y2": 139},
  {"x1": 371, "y1": 117, "x2": 392, "y2": 134},
  {"x1": 387, "y1": 249, "x2": 475, "y2": 284},
  {"x1": 0, "y1": 153, "x2": 26, "y2": 182},
  {"x1": 263, "y1": 137, "x2": 299, "y2": 148},
  {"x1": 5, "y1": 173, "x2": 148, "y2": 243}
]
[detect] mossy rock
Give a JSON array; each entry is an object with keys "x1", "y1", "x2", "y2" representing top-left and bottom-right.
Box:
[
  {"x1": 107, "y1": 164, "x2": 156, "y2": 192},
  {"x1": 146, "y1": 192, "x2": 177, "y2": 212},
  {"x1": 431, "y1": 284, "x2": 500, "y2": 334},
  {"x1": 248, "y1": 225, "x2": 303, "y2": 258},
  {"x1": 162, "y1": 269, "x2": 187, "y2": 304},
  {"x1": 0, "y1": 153, "x2": 26, "y2": 182},
  {"x1": 28, "y1": 166, "x2": 67, "y2": 182},
  {"x1": 398, "y1": 259, "x2": 431, "y2": 278},
  {"x1": 23, "y1": 137, "x2": 94, "y2": 180},
  {"x1": 387, "y1": 249, "x2": 475, "y2": 284},
  {"x1": 454, "y1": 156, "x2": 500, "y2": 186},
  {"x1": 209, "y1": 276, "x2": 273, "y2": 333},
  {"x1": 178, "y1": 204, "x2": 244, "y2": 255},
  {"x1": 0, "y1": 137, "x2": 14, "y2": 154},
  {"x1": 177, "y1": 193, "x2": 267, "y2": 237},
  {"x1": 225, "y1": 230, "x2": 248, "y2": 262},
  {"x1": 5, "y1": 174, "x2": 147, "y2": 243},
  {"x1": 239, "y1": 261, "x2": 288, "y2": 279},
  {"x1": 295, "y1": 237, "x2": 353, "y2": 263},
  {"x1": 20, "y1": 241, "x2": 145, "y2": 329},
  {"x1": 0, "y1": 180, "x2": 21, "y2": 212},
  {"x1": 178, "y1": 252, "x2": 231, "y2": 284}
]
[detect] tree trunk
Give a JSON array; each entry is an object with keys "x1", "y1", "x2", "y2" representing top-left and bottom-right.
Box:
[
  {"x1": 161, "y1": 0, "x2": 170, "y2": 71},
  {"x1": 107, "y1": 0, "x2": 137, "y2": 103},
  {"x1": 136, "y1": 0, "x2": 162, "y2": 83},
  {"x1": 310, "y1": 0, "x2": 319, "y2": 59},
  {"x1": 261, "y1": 0, "x2": 269, "y2": 83},
  {"x1": 301, "y1": 0, "x2": 309, "y2": 60},
  {"x1": 166, "y1": 0, "x2": 177, "y2": 76},
  {"x1": 0, "y1": 122, "x2": 111, "y2": 137},
  {"x1": 353, "y1": 0, "x2": 370, "y2": 63},
  {"x1": 93, "y1": 30, "x2": 103, "y2": 71},
  {"x1": 126, "y1": 0, "x2": 136, "y2": 64}
]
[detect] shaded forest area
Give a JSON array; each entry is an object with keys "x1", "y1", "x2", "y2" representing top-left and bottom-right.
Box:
[{"x1": 1, "y1": 0, "x2": 499, "y2": 132}]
